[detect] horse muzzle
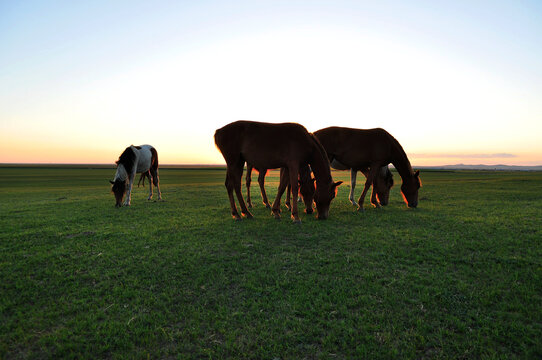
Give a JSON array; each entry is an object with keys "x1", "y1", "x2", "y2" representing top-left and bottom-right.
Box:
[{"x1": 317, "y1": 210, "x2": 329, "y2": 220}]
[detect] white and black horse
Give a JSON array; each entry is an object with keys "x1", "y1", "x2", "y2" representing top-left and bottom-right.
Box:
[{"x1": 110, "y1": 145, "x2": 162, "y2": 207}]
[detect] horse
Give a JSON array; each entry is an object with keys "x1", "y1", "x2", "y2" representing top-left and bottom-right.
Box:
[
  {"x1": 245, "y1": 163, "x2": 315, "y2": 214},
  {"x1": 110, "y1": 145, "x2": 162, "y2": 207},
  {"x1": 214, "y1": 121, "x2": 342, "y2": 222},
  {"x1": 313, "y1": 127, "x2": 421, "y2": 209},
  {"x1": 355, "y1": 166, "x2": 394, "y2": 207},
  {"x1": 324, "y1": 154, "x2": 394, "y2": 207}
]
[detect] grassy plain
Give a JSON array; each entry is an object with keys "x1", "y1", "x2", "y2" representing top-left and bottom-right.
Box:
[{"x1": 1, "y1": 166, "x2": 541, "y2": 359}]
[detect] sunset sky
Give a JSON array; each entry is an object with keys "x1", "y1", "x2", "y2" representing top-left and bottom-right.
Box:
[{"x1": 1, "y1": 1, "x2": 541, "y2": 166}]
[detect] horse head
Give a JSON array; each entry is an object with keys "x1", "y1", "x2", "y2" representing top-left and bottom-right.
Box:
[
  {"x1": 314, "y1": 180, "x2": 343, "y2": 219},
  {"x1": 110, "y1": 179, "x2": 127, "y2": 207},
  {"x1": 374, "y1": 166, "x2": 394, "y2": 206},
  {"x1": 400, "y1": 170, "x2": 421, "y2": 208}
]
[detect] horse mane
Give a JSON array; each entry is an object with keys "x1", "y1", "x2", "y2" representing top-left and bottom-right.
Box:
[
  {"x1": 308, "y1": 133, "x2": 332, "y2": 182},
  {"x1": 385, "y1": 131, "x2": 414, "y2": 176},
  {"x1": 309, "y1": 133, "x2": 329, "y2": 164},
  {"x1": 116, "y1": 146, "x2": 137, "y2": 175}
]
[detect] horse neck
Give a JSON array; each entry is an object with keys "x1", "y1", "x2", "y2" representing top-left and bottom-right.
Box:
[
  {"x1": 115, "y1": 164, "x2": 128, "y2": 181},
  {"x1": 390, "y1": 140, "x2": 414, "y2": 182},
  {"x1": 309, "y1": 135, "x2": 332, "y2": 185}
]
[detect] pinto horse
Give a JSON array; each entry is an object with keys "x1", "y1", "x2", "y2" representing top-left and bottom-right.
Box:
[
  {"x1": 214, "y1": 121, "x2": 342, "y2": 222},
  {"x1": 245, "y1": 164, "x2": 314, "y2": 214},
  {"x1": 313, "y1": 127, "x2": 421, "y2": 209},
  {"x1": 110, "y1": 145, "x2": 162, "y2": 207}
]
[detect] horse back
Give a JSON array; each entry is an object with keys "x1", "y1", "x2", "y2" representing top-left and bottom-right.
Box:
[
  {"x1": 215, "y1": 121, "x2": 313, "y2": 168},
  {"x1": 314, "y1": 127, "x2": 394, "y2": 168}
]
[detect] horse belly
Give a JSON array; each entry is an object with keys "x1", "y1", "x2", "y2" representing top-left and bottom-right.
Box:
[
  {"x1": 135, "y1": 150, "x2": 152, "y2": 173},
  {"x1": 245, "y1": 156, "x2": 284, "y2": 171},
  {"x1": 241, "y1": 140, "x2": 291, "y2": 170},
  {"x1": 330, "y1": 158, "x2": 350, "y2": 170}
]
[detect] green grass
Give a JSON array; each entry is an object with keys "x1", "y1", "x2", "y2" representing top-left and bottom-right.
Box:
[{"x1": 1, "y1": 166, "x2": 541, "y2": 359}]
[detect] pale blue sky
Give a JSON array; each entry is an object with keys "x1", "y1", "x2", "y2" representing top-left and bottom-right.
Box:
[{"x1": 1, "y1": 1, "x2": 541, "y2": 165}]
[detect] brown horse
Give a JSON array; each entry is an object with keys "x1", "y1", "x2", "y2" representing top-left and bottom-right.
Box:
[
  {"x1": 325, "y1": 157, "x2": 394, "y2": 208},
  {"x1": 246, "y1": 164, "x2": 314, "y2": 214},
  {"x1": 359, "y1": 166, "x2": 394, "y2": 207},
  {"x1": 313, "y1": 127, "x2": 421, "y2": 209},
  {"x1": 214, "y1": 121, "x2": 342, "y2": 222}
]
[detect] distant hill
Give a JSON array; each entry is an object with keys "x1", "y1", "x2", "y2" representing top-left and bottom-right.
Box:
[{"x1": 417, "y1": 164, "x2": 542, "y2": 171}]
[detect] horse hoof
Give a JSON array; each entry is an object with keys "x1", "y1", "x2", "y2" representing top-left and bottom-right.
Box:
[
  {"x1": 244, "y1": 213, "x2": 254, "y2": 219},
  {"x1": 357, "y1": 207, "x2": 364, "y2": 212},
  {"x1": 273, "y1": 212, "x2": 281, "y2": 220},
  {"x1": 247, "y1": 204, "x2": 253, "y2": 209},
  {"x1": 265, "y1": 204, "x2": 271, "y2": 209},
  {"x1": 292, "y1": 218, "x2": 302, "y2": 224}
]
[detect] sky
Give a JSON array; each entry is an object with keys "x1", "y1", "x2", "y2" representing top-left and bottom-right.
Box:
[{"x1": 1, "y1": 0, "x2": 541, "y2": 166}]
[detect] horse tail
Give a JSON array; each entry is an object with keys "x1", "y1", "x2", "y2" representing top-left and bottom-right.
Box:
[
  {"x1": 214, "y1": 124, "x2": 240, "y2": 162},
  {"x1": 214, "y1": 127, "x2": 226, "y2": 152},
  {"x1": 150, "y1": 147, "x2": 159, "y2": 187}
]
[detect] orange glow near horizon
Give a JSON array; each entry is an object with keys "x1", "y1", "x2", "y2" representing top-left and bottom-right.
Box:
[{"x1": 2, "y1": 134, "x2": 540, "y2": 167}]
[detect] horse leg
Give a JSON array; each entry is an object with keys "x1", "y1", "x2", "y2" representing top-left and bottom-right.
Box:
[
  {"x1": 146, "y1": 172, "x2": 153, "y2": 200},
  {"x1": 370, "y1": 183, "x2": 381, "y2": 208},
  {"x1": 225, "y1": 167, "x2": 242, "y2": 220},
  {"x1": 246, "y1": 164, "x2": 253, "y2": 208},
  {"x1": 124, "y1": 172, "x2": 136, "y2": 206},
  {"x1": 288, "y1": 166, "x2": 301, "y2": 223},
  {"x1": 281, "y1": 168, "x2": 291, "y2": 210},
  {"x1": 149, "y1": 157, "x2": 162, "y2": 201},
  {"x1": 349, "y1": 169, "x2": 357, "y2": 206},
  {"x1": 362, "y1": 168, "x2": 381, "y2": 208},
  {"x1": 232, "y1": 161, "x2": 253, "y2": 219},
  {"x1": 258, "y1": 170, "x2": 271, "y2": 209},
  {"x1": 357, "y1": 166, "x2": 379, "y2": 211},
  {"x1": 286, "y1": 183, "x2": 291, "y2": 210},
  {"x1": 154, "y1": 170, "x2": 162, "y2": 201},
  {"x1": 271, "y1": 170, "x2": 289, "y2": 219}
]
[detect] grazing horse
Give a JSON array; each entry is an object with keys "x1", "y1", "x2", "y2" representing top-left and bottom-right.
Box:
[
  {"x1": 324, "y1": 153, "x2": 394, "y2": 207},
  {"x1": 356, "y1": 166, "x2": 394, "y2": 207},
  {"x1": 313, "y1": 127, "x2": 421, "y2": 209},
  {"x1": 246, "y1": 164, "x2": 315, "y2": 214},
  {"x1": 214, "y1": 121, "x2": 342, "y2": 222},
  {"x1": 110, "y1": 145, "x2": 162, "y2": 207}
]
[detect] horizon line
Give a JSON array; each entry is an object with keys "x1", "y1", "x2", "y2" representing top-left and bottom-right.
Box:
[{"x1": 1, "y1": 162, "x2": 541, "y2": 169}]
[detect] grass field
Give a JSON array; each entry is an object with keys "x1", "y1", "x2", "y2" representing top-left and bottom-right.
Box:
[{"x1": 1, "y1": 166, "x2": 541, "y2": 359}]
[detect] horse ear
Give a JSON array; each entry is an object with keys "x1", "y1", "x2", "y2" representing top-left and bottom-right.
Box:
[
  {"x1": 334, "y1": 181, "x2": 343, "y2": 188},
  {"x1": 109, "y1": 180, "x2": 115, "y2": 185},
  {"x1": 415, "y1": 170, "x2": 420, "y2": 177}
]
